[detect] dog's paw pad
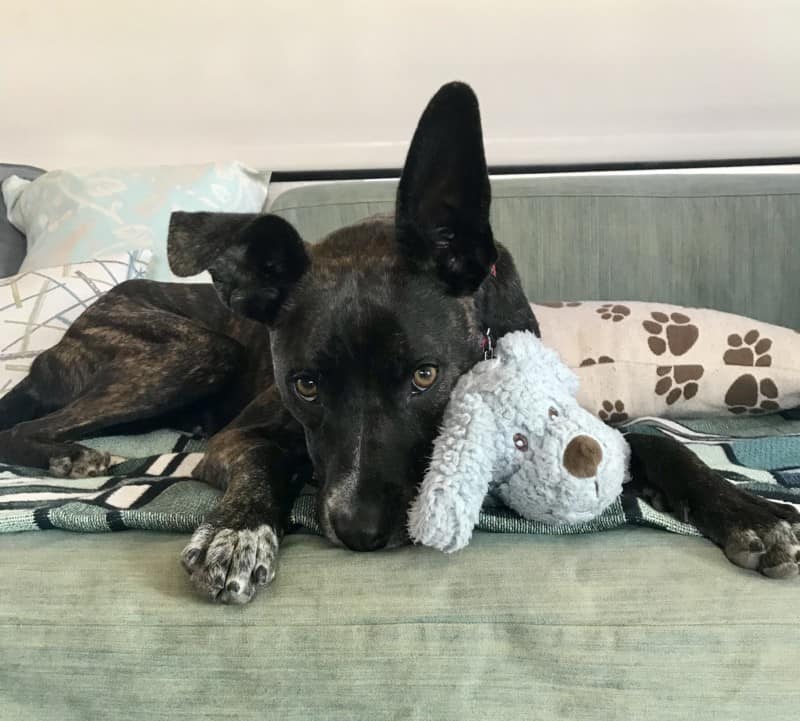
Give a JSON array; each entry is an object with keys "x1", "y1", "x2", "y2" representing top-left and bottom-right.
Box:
[
  {"x1": 181, "y1": 523, "x2": 279, "y2": 604},
  {"x1": 725, "y1": 520, "x2": 800, "y2": 578},
  {"x1": 49, "y1": 447, "x2": 111, "y2": 478},
  {"x1": 48, "y1": 456, "x2": 74, "y2": 477},
  {"x1": 758, "y1": 522, "x2": 800, "y2": 578},
  {"x1": 724, "y1": 528, "x2": 766, "y2": 570}
]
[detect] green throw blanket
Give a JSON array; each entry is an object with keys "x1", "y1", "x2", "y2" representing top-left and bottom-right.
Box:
[{"x1": 1, "y1": 416, "x2": 799, "y2": 536}]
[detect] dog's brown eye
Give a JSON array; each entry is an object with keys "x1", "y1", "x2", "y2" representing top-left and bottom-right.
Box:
[
  {"x1": 294, "y1": 377, "x2": 318, "y2": 401},
  {"x1": 514, "y1": 433, "x2": 529, "y2": 451},
  {"x1": 548, "y1": 407, "x2": 559, "y2": 419},
  {"x1": 412, "y1": 364, "x2": 438, "y2": 391}
]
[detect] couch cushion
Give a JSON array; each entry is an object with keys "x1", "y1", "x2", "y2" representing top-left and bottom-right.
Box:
[
  {"x1": 1, "y1": 528, "x2": 796, "y2": 721},
  {"x1": 268, "y1": 171, "x2": 800, "y2": 328}
]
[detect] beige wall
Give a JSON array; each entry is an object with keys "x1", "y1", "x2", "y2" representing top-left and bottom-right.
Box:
[{"x1": 3, "y1": 0, "x2": 800, "y2": 170}]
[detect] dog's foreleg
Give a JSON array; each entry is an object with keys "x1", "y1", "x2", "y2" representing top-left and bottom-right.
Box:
[
  {"x1": 181, "y1": 386, "x2": 310, "y2": 604},
  {"x1": 626, "y1": 433, "x2": 800, "y2": 578},
  {"x1": 0, "y1": 330, "x2": 242, "y2": 476}
]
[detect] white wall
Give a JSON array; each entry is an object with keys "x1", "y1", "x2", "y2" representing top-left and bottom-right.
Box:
[{"x1": 2, "y1": 0, "x2": 800, "y2": 170}]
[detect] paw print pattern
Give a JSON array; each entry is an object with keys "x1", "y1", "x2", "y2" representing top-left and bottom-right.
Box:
[
  {"x1": 723, "y1": 330, "x2": 772, "y2": 367},
  {"x1": 596, "y1": 303, "x2": 630, "y2": 322},
  {"x1": 643, "y1": 312, "x2": 699, "y2": 356},
  {"x1": 655, "y1": 365, "x2": 704, "y2": 405},
  {"x1": 725, "y1": 374, "x2": 780, "y2": 415},
  {"x1": 598, "y1": 400, "x2": 629, "y2": 423},
  {"x1": 540, "y1": 301, "x2": 582, "y2": 308},
  {"x1": 579, "y1": 356, "x2": 614, "y2": 367}
]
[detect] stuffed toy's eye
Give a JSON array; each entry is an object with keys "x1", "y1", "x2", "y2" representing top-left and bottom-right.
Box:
[
  {"x1": 548, "y1": 407, "x2": 559, "y2": 419},
  {"x1": 513, "y1": 433, "x2": 529, "y2": 451},
  {"x1": 294, "y1": 377, "x2": 319, "y2": 401},
  {"x1": 412, "y1": 364, "x2": 439, "y2": 391}
]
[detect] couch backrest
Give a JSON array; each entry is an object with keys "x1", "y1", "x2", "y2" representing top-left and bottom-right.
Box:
[{"x1": 268, "y1": 171, "x2": 800, "y2": 328}]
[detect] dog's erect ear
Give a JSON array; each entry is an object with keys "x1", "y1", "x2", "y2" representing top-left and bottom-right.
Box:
[
  {"x1": 168, "y1": 211, "x2": 309, "y2": 325},
  {"x1": 395, "y1": 81, "x2": 497, "y2": 296}
]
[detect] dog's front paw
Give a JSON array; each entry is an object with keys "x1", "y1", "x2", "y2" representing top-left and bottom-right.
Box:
[
  {"x1": 717, "y1": 498, "x2": 800, "y2": 579},
  {"x1": 181, "y1": 523, "x2": 279, "y2": 604},
  {"x1": 49, "y1": 446, "x2": 111, "y2": 478}
]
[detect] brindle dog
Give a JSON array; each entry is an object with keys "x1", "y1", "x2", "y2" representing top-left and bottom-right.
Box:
[{"x1": 1, "y1": 83, "x2": 798, "y2": 603}]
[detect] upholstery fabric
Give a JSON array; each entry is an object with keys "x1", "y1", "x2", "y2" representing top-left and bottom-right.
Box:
[
  {"x1": 268, "y1": 172, "x2": 800, "y2": 328},
  {"x1": 1, "y1": 529, "x2": 798, "y2": 721}
]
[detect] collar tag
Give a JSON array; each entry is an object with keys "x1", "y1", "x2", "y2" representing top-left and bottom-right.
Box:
[{"x1": 480, "y1": 327, "x2": 494, "y2": 360}]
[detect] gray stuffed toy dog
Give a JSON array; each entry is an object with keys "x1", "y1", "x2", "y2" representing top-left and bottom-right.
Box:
[{"x1": 408, "y1": 331, "x2": 630, "y2": 553}]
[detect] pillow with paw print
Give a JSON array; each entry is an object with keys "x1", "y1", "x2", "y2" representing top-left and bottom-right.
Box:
[{"x1": 532, "y1": 301, "x2": 799, "y2": 422}]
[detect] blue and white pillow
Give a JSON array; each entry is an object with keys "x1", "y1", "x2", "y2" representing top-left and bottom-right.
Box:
[
  {"x1": 1, "y1": 161, "x2": 269, "y2": 282},
  {"x1": 0, "y1": 250, "x2": 152, "y2": 398}
]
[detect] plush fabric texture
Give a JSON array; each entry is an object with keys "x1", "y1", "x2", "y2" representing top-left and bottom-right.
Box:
[
  {"x1": 1, "y1": 161, "x2": 268, "y2": 282},
  {"x1": 533, "y1": 301, "x2": 800, "y2": 422},
  {"x1": 0, "y1": 251, "x2": 151, "y2": 397},
  {"x1": 408, "y1": 332, "x2": 629, "y2": 552},
  {"x1": 0, "y1": 163, "x2": 44, "y2": 277}
]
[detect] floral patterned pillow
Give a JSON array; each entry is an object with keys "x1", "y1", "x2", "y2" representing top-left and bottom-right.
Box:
[
  {"x1": 0, "y1": 251, "x2": 151, "y2": 398},
  {"x1": 533, "y1": 301, "x2": 800, "y2": 422}
]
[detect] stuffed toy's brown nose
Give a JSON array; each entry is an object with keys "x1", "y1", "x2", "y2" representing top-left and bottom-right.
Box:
[{"x1": 563, "y1": 435, "x2": 603, "y2": 478}]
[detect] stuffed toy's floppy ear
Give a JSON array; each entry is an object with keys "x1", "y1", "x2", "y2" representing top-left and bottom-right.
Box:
[
  {"x1": 496, "y1": 331, "x2": 579, "y2": 395},
  {"x1": 168, "y1": 211, "x2": 309, "y2": 325},
  {"x1": 408, "y1": 392, "x2": 497, "y2": 552},
  {"x1": 395, "y1": 82, "x2": 497, "y2": 296}
]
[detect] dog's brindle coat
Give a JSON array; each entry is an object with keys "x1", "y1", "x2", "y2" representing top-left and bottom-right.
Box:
[{"x1": 1, "y1": 83, "x2": 798, "y2": 603}]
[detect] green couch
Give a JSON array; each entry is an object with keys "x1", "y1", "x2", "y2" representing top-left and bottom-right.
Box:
[{"x1": 2, "y1": 171, "x2": 799, "y2": 721}]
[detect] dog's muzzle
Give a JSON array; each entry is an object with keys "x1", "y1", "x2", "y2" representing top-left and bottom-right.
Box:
[{"x1": 328, "y1": 503, "x2": 390, "y2": 552}]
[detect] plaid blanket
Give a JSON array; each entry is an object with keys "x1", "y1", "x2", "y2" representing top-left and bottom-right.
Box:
[{"x1": 2, "y1": 416, "x2": 800, "y2": 536}]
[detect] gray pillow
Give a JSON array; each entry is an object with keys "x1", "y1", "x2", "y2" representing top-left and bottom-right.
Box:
[{"x1": 1, "y1": 163, "x2": 45, "y2": 277}]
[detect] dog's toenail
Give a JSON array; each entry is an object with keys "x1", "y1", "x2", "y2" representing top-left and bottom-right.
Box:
[
  {"x1": 749, "y1": 539, "x2": 765, "y2": 552},
  {"x1": 255, "y1": 566, "x2": 267, "y2": 584},
  {"x1": 227, "y1": 581, "x2": 240, "y2": 593}
]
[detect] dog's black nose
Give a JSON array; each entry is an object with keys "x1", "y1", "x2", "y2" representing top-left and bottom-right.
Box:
[{"x1": 330, "y1": 506, "x2": 389, "y2": 552}]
